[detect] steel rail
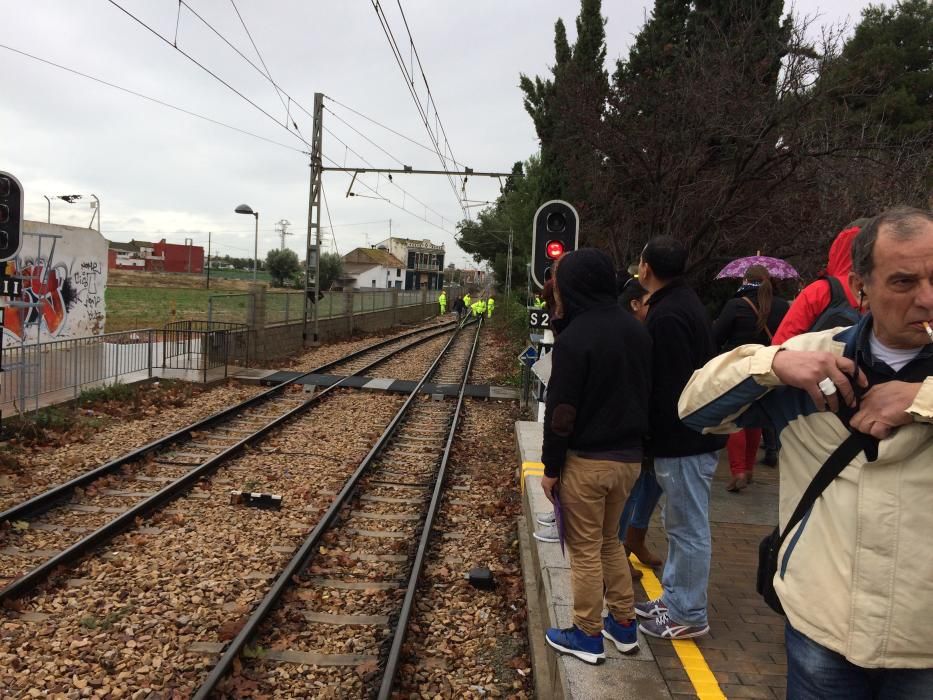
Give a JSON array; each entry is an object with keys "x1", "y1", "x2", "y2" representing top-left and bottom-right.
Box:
[
  {"x1": 0, "y1": 320, "x2": 457, "y2": 525},
  {"x1": 377, "y1": 317, "x2": 483, "y2": 698},
  {"x1": 0, "y1": 322, "x2": 460, "y2": 603},
  {"x1": 192, "y1": 318, "x2": 482, "y2": 699}
]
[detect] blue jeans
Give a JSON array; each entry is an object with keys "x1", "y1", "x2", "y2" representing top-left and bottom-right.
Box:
[
  {"x1": 786, "y1": 623, "x2": 933, "y2": 699},
  {"x1": 618, "y1": 467, "x2": 663, "y2": 534},
  {"x1": 653, "y1": 452, "x2": 718, "y2": 626}
]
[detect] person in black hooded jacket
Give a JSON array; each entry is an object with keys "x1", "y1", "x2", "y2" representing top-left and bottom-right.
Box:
[{"x1": 540, "y1": 248, "x2": 653, "y2": 665}]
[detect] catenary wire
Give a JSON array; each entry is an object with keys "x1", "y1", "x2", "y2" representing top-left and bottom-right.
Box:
[
  {"x1": 321, "y1": 186, "x2": 340, "y2": 256},
  {"x1": 369, "y1": 1, "x2": 465, "y2": 217},
  {"x1": 322, "y1": 95, "x2": 456, "y2": 166},
  {"x1": 323, "y1": 153, "x2": 454, "y2": 235},
  {"x1": 323, "y1": 106, "x2": 406, "y2": 167},
  {"x1": 0, "y1": 43, "x2": 309, "y2": 155},
  {"x1": 227, "y1": 0, "x2": 291, "y2": 122},
  {"x1": 105, "y1": 0, "x2": 311, "y2": 149},
  {"x1": 322, "y1": 126, "x2": 449, "y2": 224},
  {"x1": 393, "y1": 0, "x2": 463, "y2": 174}
]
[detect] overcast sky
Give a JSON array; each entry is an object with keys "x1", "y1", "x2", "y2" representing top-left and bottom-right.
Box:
[{"x1": 3, "y1": 0, "x2": 870, "y2": 267}]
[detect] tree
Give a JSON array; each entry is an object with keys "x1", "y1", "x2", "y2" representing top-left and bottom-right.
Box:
[
  {"x1": 457, "y1": 156, "x2": 547, "y2": 292},
  {"x1": 319, "y1": 252, "x2": 343, "y2": 291},
  {"x1": 824, "y1": 0, "x2": 932, "y2": 141},
  {"x1": 497, "y1": 0, "x2": 931, "y2": 289},
  {"x1": 266, "y1": 248, "x2": 299, "y2": 287},
  {"x1": 519, "y1": 0, "x2": 609, "y2": 204}
]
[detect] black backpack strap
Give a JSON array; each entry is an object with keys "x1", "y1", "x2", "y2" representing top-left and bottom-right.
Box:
[
  {"x1": 777, "y1": 342, "x2": 931, "y2": 550},
  {"x1": 776, "y1": 432, "x2": 875, "y2": 549},
  {"x1": 825, "y1": 275, "x2": 846, "y2": 303}
]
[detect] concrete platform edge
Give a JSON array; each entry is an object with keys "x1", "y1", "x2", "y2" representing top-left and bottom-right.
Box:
[
  {"x1": 518, "y1": 515, "x2": 562, "y2": 700},
  {"x1": 515, "y1": 420, "x2": 673, "y2": 700}
]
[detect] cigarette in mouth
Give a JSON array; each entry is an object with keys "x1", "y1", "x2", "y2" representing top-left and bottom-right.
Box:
[{"x1": 924, "y1": 321, "x2": 933, "y2": 343}]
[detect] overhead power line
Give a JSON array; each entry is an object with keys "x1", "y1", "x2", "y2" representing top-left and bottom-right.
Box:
[
  {"x1": 321, "y1": 125, "x2": 451, "y2": 225},
  {"x1": 369, "y1": 0, "x2": 467, "y2": 218},
  {"x1": 323, "y1": 153, "x2": 454, "y2": 235},
  {"x1": 105, "y1": 0, "x2": 311, "y2": 149},
  {"x1": 227, "y1": 0, "x2": 291, "y2": 122},
  {"x1": 0, "y1": 43, "x2": 309, "y2": 155},
  {"x1": 322, "y1": 95, "x2": 456, "y2": 166}
]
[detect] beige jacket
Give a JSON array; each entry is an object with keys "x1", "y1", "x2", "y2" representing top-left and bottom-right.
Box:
[{"x1": 677, "y1": 324, "x2": 933, "y2": 669}]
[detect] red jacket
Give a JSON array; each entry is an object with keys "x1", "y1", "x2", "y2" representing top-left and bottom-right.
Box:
[{"x1": 772, "y1": 226, "x2": 861, "y2": 345}]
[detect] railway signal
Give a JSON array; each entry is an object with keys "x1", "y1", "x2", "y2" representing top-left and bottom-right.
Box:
[
  {"x1": 0, "y1": 171, "x2": 24, "y2": 262},
  {"x1": 530, "y1": 199, "x2": 578, "y2": 289}
]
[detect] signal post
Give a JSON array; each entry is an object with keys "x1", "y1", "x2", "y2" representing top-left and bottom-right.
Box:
[{"x1": 522, "y1": 200, "x2": 579, "y2": 418}]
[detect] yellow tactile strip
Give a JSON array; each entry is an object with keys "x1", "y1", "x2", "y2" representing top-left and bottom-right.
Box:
[{"x1": 522, "y1": 460, "x2": 726, "y2": 699}]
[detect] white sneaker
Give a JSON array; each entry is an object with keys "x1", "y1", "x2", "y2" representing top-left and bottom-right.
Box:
[
  {"x1": 536, "y1": 511, "x2": 556, "y2": 526},
  {"x1": 533, "y1": 526, "x2": 560, "y2": 543}
]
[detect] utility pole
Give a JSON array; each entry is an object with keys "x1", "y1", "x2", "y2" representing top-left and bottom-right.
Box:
[
  {"x1": 275, "y1": 219, "x2": 293, "y2": 250},
  {"x1": 302, "y1": 92, "x2": 324, "y2": 344},
  {"x1": 206, "y1": 231, "x2": 212, "y2": 290},
  {"x1": 505, "y1": 228, "x2": 513, "y2": 304},
  {"x1": 296, "y1": 94, "x2": 511, "y2": 344}
]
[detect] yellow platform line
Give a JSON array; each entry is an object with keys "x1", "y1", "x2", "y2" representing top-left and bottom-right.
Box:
[
  {"x1": 633, "y1": 557, "x2": 726, "y2": 700},
  {"x1": 520, "y1": 461, "x2": 544, "y2": 492}
]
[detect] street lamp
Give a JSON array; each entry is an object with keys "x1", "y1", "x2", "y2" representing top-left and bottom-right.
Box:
[{"x1": 235, "y1": 204, "x2": 259, "y2": 282}]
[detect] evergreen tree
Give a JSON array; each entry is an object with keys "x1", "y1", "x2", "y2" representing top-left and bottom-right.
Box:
[
  {"x1": 519, "y1": 0, "x2": 609, "y2": 205},
  {"x1": 824, "y1": 0, "x2": 932, "y2": 140}
]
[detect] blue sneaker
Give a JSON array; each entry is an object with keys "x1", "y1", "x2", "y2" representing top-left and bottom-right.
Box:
[
  {"x1": 602, "y1": 613, "x2": 639, "y2": 654},
  {"x1": 545, "y1": 626, "x2": 605, "y2": 665}
]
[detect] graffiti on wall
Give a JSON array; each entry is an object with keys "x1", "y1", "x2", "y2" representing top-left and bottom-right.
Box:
[{"x1": 2, "y1": 255, "x2": 105, "y2": 345}]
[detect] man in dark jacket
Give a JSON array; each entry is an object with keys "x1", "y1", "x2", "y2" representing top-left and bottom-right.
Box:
[
  {"x1": 540, "y1": 249, "x2": 653, "y2": 664},
  {"x1": 634, "y1": 236, "x2": 726, "y2": 640}
]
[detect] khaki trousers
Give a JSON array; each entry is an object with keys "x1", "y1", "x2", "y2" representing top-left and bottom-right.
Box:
[{"x1": 560, "y1": 454, "x2": 641, "y2": 636}]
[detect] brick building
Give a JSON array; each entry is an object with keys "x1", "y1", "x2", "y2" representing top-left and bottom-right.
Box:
[{"x1": 108, "y1": 239, "x2": 204, "y2": 273}]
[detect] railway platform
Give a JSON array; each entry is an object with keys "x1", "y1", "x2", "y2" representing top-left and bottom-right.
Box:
[{"x1": 517, "y1": 420, "x2": 787, "y2": 700}]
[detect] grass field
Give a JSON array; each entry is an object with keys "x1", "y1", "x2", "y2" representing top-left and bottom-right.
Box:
[
  {"x1": 104, "y1": 287, "x2": 307, "y2": 332},
  {"x1": 105, "y1": 287, "x2": 219, "y2": 331}
]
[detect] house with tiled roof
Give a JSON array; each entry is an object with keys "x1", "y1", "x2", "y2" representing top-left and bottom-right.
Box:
[{"x1": 339, "y1": 247, "x2": 407, "y2": 289}]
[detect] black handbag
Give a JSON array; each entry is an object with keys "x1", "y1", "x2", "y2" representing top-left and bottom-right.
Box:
[{"x1": 756, "y1": 432, "x2": 875, "y2": 615}]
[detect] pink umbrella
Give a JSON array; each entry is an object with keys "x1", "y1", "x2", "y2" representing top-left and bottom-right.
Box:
[{"x1": 715, "y1": 255, "x2": 799, "y2": 280}]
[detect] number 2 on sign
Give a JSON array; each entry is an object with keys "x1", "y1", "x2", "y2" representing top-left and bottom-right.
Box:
[{"x1": 529, "y1": 309, "x2": 550, "y2": 329}]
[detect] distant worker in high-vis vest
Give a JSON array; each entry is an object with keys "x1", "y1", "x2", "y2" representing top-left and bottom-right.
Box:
[
  {"x1": 471, "y1": 299, "x2": 486, "y2": 318},
  {"x1": 533, "y1": 294, "x2": 545, "y2": 308},
  {"x1": 486, "y1": 297, "x2": 495, "y2": 318},
  {"x1": 463, "y1": 292, "x2": 472, "y2": 309},
  {"x1": 438, "y1": 289, "x2": 447, "y2": 315}
]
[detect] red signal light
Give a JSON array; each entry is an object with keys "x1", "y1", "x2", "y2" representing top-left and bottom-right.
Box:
[{"x1": 545, "y1": 240, "x2": 564, "y2": 259}]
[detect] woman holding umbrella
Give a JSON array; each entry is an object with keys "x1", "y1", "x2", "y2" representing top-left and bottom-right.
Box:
[{"x1": 712, "y1": 263, "x2": 790, "y2": 492}]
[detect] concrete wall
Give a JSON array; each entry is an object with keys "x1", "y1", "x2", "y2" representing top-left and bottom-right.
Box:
[
  {"x1": 247, "y1": 289, "x2": 437, "y2": 363},
  {"x1": 2, "y1": 221, "x2": 108, "y2": 348}
]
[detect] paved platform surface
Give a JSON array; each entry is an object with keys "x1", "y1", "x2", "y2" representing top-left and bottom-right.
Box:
[
  {"x1": 251, "y1": 369, "x2": 520, "y2": 400},
  {"x1": 516, "y1": 420, "x2": 786, "y2": 699}
]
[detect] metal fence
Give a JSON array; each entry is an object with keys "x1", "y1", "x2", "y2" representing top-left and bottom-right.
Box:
[
  {"x1": 1, "y1": 287, "x2": 437, "y2": 414},
  {"x1": 207, "y1": 293, "x2": 255, "y2": 326},
  {"x1": 162, "y1": 320, "x2": 250, "y2": 381},
  {"x1": 1, "y1": 330, "x2": 155, "y2": 412}
]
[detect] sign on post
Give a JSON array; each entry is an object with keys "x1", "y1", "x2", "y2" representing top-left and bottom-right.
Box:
[
  {"x1": 528, "y1": 306, "x2": 550, "y2": 330},
  {"x1": 518, "y1": 345, "x2": 538, "y2": 367}
]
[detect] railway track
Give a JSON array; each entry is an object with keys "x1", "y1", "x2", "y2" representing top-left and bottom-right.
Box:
[
  {"x1": 194, "y1": 318, "x2": 483, "y2": 698},
  {"x1": 0, "y1": 320, "x2": 460, "y2": 599}
]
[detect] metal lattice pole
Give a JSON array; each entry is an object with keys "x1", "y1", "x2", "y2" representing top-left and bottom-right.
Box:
[{"x1": 302, "y1": 93, "x2": 324, "y2": 344}]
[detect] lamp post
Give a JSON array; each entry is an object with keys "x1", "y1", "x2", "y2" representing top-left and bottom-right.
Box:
[{"x1": 235, "y1": 204, "x2": 259, "y2": 282}]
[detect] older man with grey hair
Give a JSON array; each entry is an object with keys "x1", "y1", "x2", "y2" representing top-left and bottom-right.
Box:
[{"x1": 677, "y1": 206, "x2": 933, "y2": 698}]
